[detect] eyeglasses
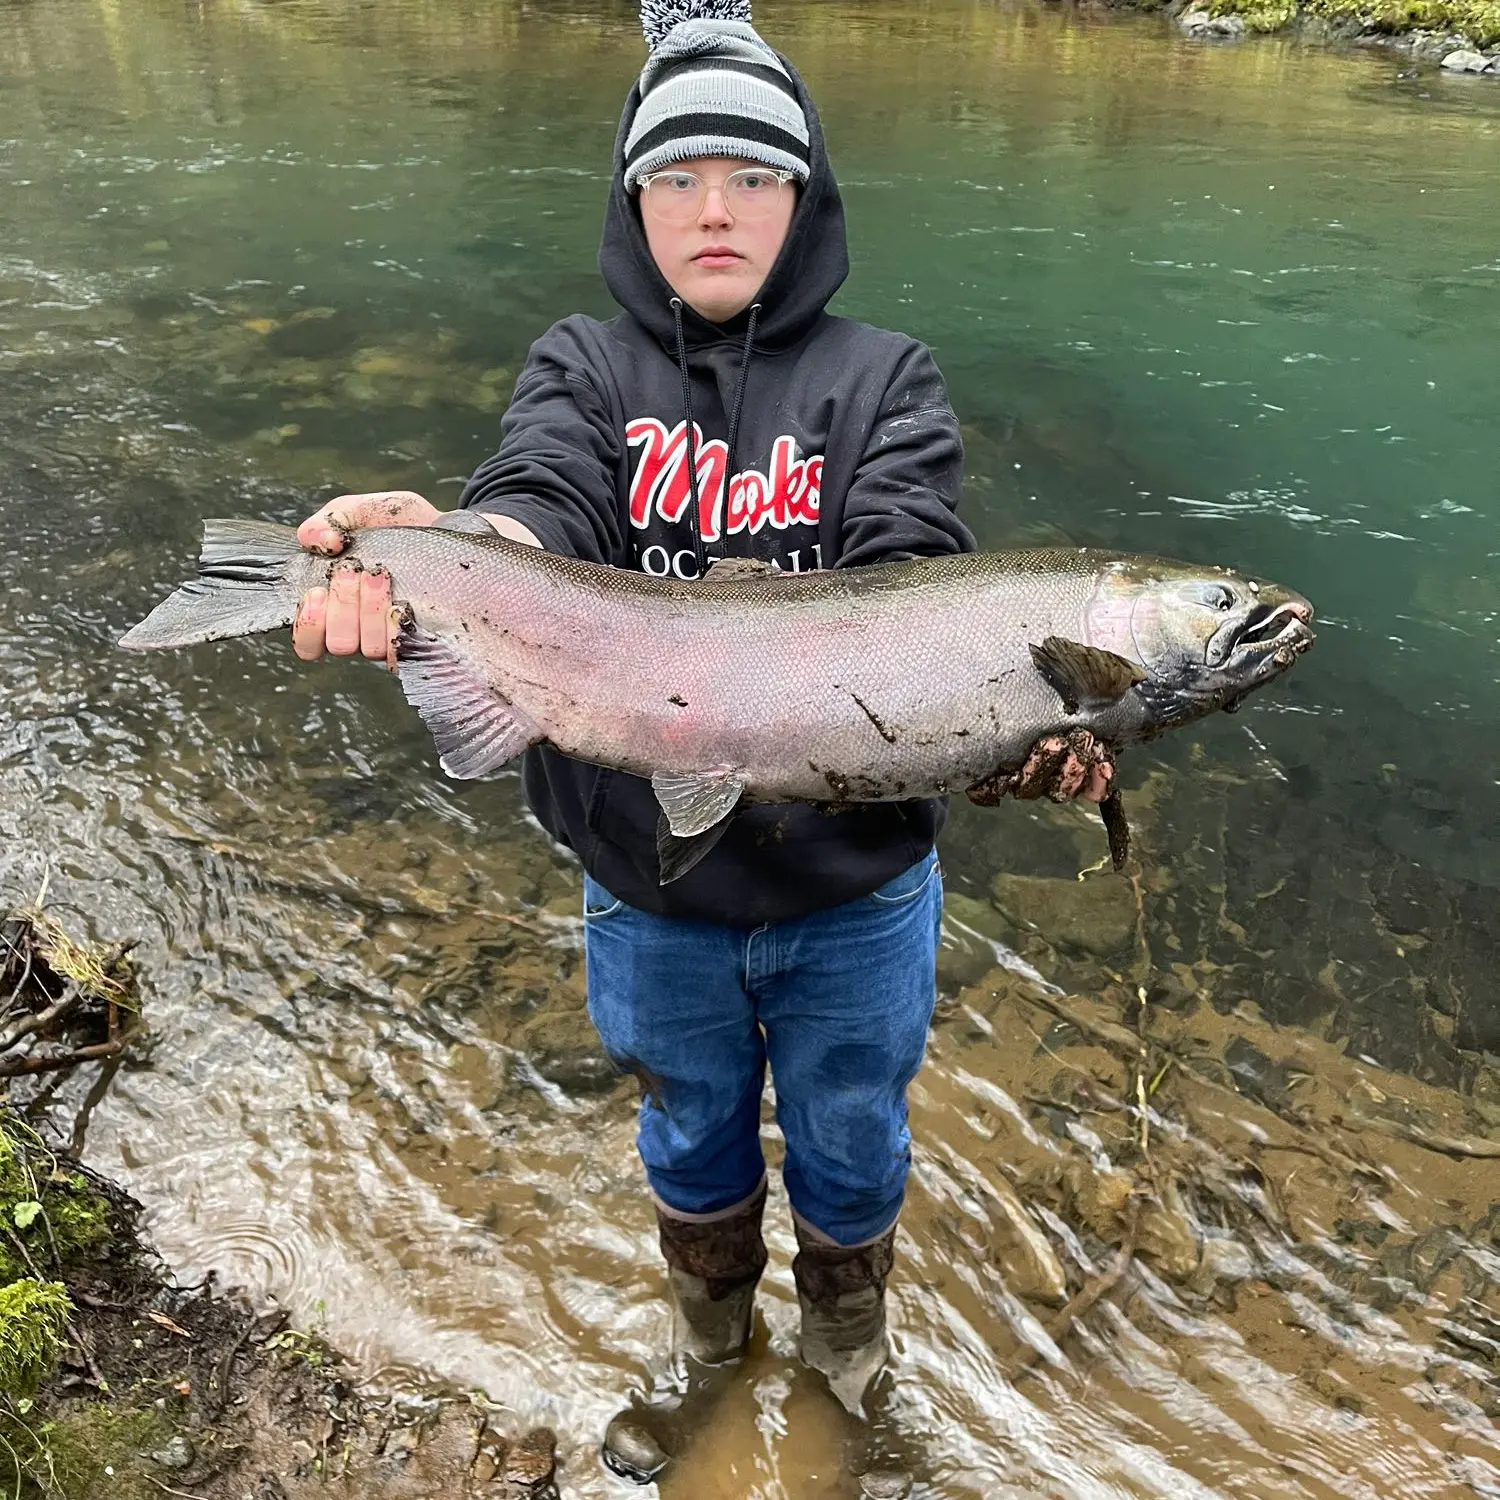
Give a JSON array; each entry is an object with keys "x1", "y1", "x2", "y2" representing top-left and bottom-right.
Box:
[{"x1": 637, "y1": 167, "x2": 797, "y2": 223}]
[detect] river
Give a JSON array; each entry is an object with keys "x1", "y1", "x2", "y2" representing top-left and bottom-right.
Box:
[{"x1": 3, "y1": 1, "x2": 1500, "y2": 1495}]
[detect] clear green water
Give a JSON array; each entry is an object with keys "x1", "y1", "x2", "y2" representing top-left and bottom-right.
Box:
[{"x1": 5, "y1": 3, "x2": 1500, "y2": 1496}]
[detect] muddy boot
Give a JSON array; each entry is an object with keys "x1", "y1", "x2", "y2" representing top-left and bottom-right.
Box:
[
  {"x1": 601, "y1": 1183, "x2": 768, "y2": 1485},
  {"x1": 794, "y1": 1222, "x2": 896, "y2": 1416},
  {"x1": 794, "y1": 1223, "x2": 914, "y2": 1497}
]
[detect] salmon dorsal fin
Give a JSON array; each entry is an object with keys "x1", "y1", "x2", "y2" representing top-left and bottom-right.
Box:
[
  {"x1": 1028, "y1": 636, "x2": 1144, "y2": 716},
  {"x1": 394, "y1": 622, "x2": 542, "y2": 778},
  {"x1": 701, "y1": 557, "x2": 780, "y2": 583},
  {"x1": 651, "y1": 767, "x2": 747, "y2": 885}
]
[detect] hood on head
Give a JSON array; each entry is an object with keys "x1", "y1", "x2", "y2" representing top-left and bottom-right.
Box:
[{"x1": 598, "y1": 53, "x2": 849, "y2": 353}]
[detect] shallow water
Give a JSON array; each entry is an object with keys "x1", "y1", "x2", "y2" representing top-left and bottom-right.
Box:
[{"x1": 4, "y1": 0, "x2": 1500, "y2": 1494}]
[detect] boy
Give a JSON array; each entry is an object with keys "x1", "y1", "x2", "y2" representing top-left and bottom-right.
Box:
[{"x1": 291, "y1": 3, "x2": 1105, "y2": 1488}]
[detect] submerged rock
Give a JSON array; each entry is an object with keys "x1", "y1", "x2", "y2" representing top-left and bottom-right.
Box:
[
  {"x1": 990, "y1": 1175, "x2": 1069, "y2": 1305},
  {"x1": 989, "y1": 872, "x2": 1136, "y2": 960}
]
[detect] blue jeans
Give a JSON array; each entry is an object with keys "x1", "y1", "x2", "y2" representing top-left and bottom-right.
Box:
[{"x1": 583, "y1": 852, "x2": 941, "y2": 1248}]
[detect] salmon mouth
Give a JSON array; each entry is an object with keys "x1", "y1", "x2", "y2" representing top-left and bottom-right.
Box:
[{"x1": 1236, "y1": 600, "x2": 1314, "y2": 660}]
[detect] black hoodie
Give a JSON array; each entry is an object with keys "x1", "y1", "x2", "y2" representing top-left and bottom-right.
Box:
[{"x1": 459, "y1": 58, "x2": 974, "y2": 926}]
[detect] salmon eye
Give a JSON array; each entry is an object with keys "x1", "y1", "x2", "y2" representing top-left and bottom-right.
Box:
[{"x1": 1193, "y1": 582, "x2": 1235, "y2": 612}]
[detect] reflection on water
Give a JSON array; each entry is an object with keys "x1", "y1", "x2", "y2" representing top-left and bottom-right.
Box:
[{"x1": 4, "y1": 0, "x2": 1500, "y2": 1494}]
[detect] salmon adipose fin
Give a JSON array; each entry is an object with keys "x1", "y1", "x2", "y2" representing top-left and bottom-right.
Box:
[
  {"x1": 651, "y1": 767, "x2": 747, "y2": 884},
  {"x1": 394, "y1": 622, "x2": 543, "y2": 779},
  {"x1": 1028, "y1": 636, "x2": 1144, "y2": 716},
  {"x1": 119, "y1": 519, "x2": 324, "y2": 651}
]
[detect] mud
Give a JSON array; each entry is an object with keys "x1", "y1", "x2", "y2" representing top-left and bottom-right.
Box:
[{"x1": 0, "y1": 1112, "x2": 560, "y2": 1500}]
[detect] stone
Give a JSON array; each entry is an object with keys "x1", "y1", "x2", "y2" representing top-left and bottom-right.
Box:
[
  {"x1": 939, "y1": 896, "x2": 1006, "y2": 990},
  {"x1": 988, "y1": 872, "x2": 1136, "y2": 960},
  {"x1": 502, "y1": 1426, "x2": 557, "y2": 1493},
  {"x1": 1440, "y1": 49, "x2": 1497, "y2": 72},
  {"x1": 1178, "y1": 9, "x2": 1246, "y2": 37},
  {"x1": 990, "y1": 1176, "x2": 1069, "y2": 1305},
  {"x1": 517, "y1": 1009, "x2": 618, "y2": 1094},
  {"x1": 147, "y1": 1435, "x2": 194, "y2": 1470},
  {"x1": 1192, "y1": 1234, "x2": 1257, "y2": 1292}
]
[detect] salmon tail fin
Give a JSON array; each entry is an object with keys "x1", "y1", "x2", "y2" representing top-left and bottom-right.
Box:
[{"x1": 118, "y1": 519, "x2": 321, "y2": 651}]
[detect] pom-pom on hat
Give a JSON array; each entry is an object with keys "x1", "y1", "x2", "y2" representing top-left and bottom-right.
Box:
[{"x1": 624, "y1": 1, "x2": 812, "y2": 191}]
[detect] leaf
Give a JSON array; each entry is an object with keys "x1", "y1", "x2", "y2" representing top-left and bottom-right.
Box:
[
  {"x1": 147, "y1": 1310, "x2": 192, "y2": 1339},
  {"x1": 15, "y1": 1398, "x2": 32, "y2": 1415},
  {"x1": 12, "y1": 1201, "x2": 42, "y2": 1230}
]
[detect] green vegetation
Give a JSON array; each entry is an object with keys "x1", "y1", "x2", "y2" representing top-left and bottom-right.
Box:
[
  {"x1": 1210, "y1": 0, "x2": 1299, "y2": 31},
  {"x1": 0, "y1": 1281, "x2": 69, "y2": 1398},
  {"x1": 0, "y1": 1402, "x2": 169, "y2": 1500},
  {"x1": 0, "y1": 1121, "x2": 112, "y2": 1286},
  {"x1": 1205, "y1": 0, "x2": 1500, "y2": 43},
  {"x1": 0, "y1": 1115, "x2": 139, "y2": 1496}
]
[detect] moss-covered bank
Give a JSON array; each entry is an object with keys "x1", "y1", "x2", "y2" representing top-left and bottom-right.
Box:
[
  {"x1": 1103, "y1": 0, "x2": 1500, "y2": 51},
  {"x1": 0, "y1": 1112, "x2": 558, "y2": 1498}
]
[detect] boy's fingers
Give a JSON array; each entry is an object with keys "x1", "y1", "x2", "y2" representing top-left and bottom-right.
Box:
[
  {"x1": 360, "y1": 569, "x2": 393, "y2": 660},
  {"x1": 296, "y1": 491, "x2": 434, "y2": 557},
  {"x1": 297, "y1": 510, "x2": 349, "y2": 556},
  {"x1": 292, "y1": 589, "x2": 329, "y2": 660},
  {"x1": 1084, "y1": 760, "x2": 1114, "y2": 804},
  {"x1": 324, "y1": 564, "x2": 362, "y2": 656},
  {"x1": 1047, "y1": 753, "x2": 1087, "y2": 803},
  {"x1": 386, "y1": 606, "x2": 405, "y2": 674}
]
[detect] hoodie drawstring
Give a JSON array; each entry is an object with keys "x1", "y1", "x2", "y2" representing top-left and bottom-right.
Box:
[
  {"x1": 669, "y1": 297, "x2": 709, "y2": 581},
  {"x1": 668, "y1": 297, "x2": 763, "y2": 581},
  {"x1": 725, "y1": 302, "x2": 761, "y2": 494}
]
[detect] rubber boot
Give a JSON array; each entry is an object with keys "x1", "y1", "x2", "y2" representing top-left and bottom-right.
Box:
[
  {"x1": 601, "y1": 1182, "x2": 768, "y2": 1485},
  {"x1": 794, "y1": 1223, "x2": 914, "y2": 1499},
  {"x1": 794, "y1": 1222, "x2": 895, "y2": 1416}
]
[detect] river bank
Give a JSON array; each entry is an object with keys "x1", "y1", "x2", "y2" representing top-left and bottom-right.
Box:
[
  {"x1": 0, "y1": 1108, "x2": 560, "y2": 1499},
  {"x1": 1105, "y1": 0, "x2": 1500, "y2": 58}
]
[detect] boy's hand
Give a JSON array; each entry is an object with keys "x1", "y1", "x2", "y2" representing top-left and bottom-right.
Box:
[
  {"x1": 290, "y1": 492, "x2": 541, "y2": 669},
  {"x1": 292, "y1": 492, "x2": 439, "y2": 667},
  {"x1": 1014, "y1": 732, "x2": 1110, "y2": 804},
  {"x1": 1010, "y1": 731, "x2": 1113, "y2": 803}
]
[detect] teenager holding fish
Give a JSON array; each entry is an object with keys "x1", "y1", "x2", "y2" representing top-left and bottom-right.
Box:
[{"x1": 165, "y1": 2, "x2": 1196, "y2": 1490}]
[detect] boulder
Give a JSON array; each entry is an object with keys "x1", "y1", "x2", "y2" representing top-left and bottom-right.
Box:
[
  {"x1": 989, "y1": 871, "x2": 1136, "y2": 960},
  {"x1": 1440, "y1": 49, "x2": 1498, "y2": 72},
  {"x1": 1179, "y1": 9, "x2": 1247, "y2": 38}
]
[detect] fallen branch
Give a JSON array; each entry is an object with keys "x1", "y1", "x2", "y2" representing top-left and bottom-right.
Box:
[
  {"x1": 0, "y1": 1036, "x2": 129, "y2": 1079},
  {"x1": 0, "y1": 984, "x2": 84, "y2": 1054}
]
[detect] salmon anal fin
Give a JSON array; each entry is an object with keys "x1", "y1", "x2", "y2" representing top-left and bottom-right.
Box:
[
  {"x1": 1028, "y1": 636, "x2": 1144, "y2": 716},
  {"x1": 394, "y1": 621, "x2": 542, "y2": 779}
]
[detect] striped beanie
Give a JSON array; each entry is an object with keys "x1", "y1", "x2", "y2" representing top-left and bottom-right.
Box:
[{"x1": 624, "y1": 1, "x2": 812, "y2": 190}]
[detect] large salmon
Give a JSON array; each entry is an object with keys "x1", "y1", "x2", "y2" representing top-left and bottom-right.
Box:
[{"x1": 120, "y1": 520, "x2": 1314, "y2": 880}]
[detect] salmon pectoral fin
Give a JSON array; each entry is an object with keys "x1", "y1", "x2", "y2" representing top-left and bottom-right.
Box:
[
  {"x1": 656, "y1": 814, "x2": 736, "y2": 886},
  {"x1": 393, "y1": 621, "x2": 542, "y2": 779},
  {"x1": 1028, "y1": 636, "x2": 1145, "y2": 716},
  {"x1": 651, "y1": 767, "x2": 747, "y2": 885}
]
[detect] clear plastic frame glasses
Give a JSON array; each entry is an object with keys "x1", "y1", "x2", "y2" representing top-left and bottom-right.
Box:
[{"x1": 637, "y1": 166, "x2": 797, "y2": 223}]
